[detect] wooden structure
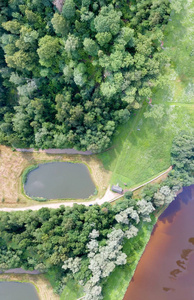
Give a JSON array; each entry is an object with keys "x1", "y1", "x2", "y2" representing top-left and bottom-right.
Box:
[{"x1": 111, "y1": 185, "x2": 123, "y2": 194}]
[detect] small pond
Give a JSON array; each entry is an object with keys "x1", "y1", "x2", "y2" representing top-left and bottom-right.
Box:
[
  {"x1": 0, "y1": 282, "x2": 39, "y2": 300},
  {"x1": 24, "y1": 162, "x2": 96, "y2": 199}
]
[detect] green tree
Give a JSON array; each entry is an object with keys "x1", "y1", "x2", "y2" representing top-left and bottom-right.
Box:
[
  {"x1": 94, "y1": 5, "x2": 122, "y2": 35},
  {"x1": 83, "y1": 38, "x2": 99, "y2": 56},
  {"x1": 51, "y1": 13, "x2": 68, "y2": 36},
  {"x1": 37, "y1": 35, "x2": 61, "y2": 68},
  {"x1": 62, "y1": 0, "x2": 76, "y2": 20}
]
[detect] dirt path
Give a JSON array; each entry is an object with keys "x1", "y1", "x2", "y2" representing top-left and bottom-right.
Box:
[
  {"x1": 16, "y1": 148, "x2": 93, "y2": 155},
  {"x1": 0, "y1": 167, "x2": 172, "y2": 212}
]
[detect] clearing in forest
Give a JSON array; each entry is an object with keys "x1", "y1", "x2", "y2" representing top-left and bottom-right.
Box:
[{"x1": 98, "y1": 1, "x2": 194, "y2": 190}]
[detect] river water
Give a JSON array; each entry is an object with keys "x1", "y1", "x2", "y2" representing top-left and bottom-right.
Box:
[
  {"x1": 0, "y1": 282, "x2": 39, "y2": 300},
  {"x1": 123, "y1": 185, "x2": 194, "y2": 300},
  {"x1": 24, "y1": 162, "x2": 96, "y2": 199}
]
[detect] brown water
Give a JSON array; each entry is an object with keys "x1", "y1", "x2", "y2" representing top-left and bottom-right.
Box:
[{"x1": 123, "y1": 185, "x2": 194, "y2": 300}]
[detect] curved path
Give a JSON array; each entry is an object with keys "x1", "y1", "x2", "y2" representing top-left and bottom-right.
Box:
[{"x1": 0, "y1": 167, "x2": 172, "y2": 212}]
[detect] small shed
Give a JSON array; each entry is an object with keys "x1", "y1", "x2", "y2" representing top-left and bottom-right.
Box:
[{"x1": 111, "y1": 185, "x2": 123, "y2": 194}]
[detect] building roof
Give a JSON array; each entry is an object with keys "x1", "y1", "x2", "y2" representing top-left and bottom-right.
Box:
[{"x1": 111, "y1": 185, "x2": 123, "y2": 194}]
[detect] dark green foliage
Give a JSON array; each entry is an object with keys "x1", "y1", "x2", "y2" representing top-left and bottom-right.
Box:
[
  {"x1": 0, "y1": 0, "x2": 171, "y2": 151},
  {"x1": 141, "y1": 132, "x2": 194, "y2": 202},
  {"x1": 171, "y1": 132, "x2": 194, "y2": 176},
  {"x1": 0, "y1": 133, "x2": 193, "y2": 295},
  {"x1": 0, "y1": 205, "x2": 114, "y2": 270}
]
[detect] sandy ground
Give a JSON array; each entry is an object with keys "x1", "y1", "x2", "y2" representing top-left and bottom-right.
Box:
[{"x1": 0, "y1": 273, "x2": 59, "y2": 300}]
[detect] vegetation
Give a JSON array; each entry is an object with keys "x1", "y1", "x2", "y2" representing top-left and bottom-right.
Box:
[
  {"x1": 0, "y1": 1, "x2": 193, "y2": 300},
  {"x1": 0, "y1": 0, "x2": 172, "y2": 152},
  {"x1": 21, "y1": 164, "x2": 38, "y2": 185},
  {"x1": 0, "y1": 132, "x2": 193, "y2": 299},
  {"x1": 98, "y1": 0, "x2": 194, "y2": 188}
]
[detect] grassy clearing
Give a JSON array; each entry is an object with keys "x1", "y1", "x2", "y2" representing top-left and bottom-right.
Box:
[
  {"x1": 0, "y1": 145, "x2": 110, "y2": 207},
  {"x1": 98, "y1": 0, "x2": 194, "y2": 189}
]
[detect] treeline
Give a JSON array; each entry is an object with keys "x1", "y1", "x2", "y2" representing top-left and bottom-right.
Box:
[
  {"x1": 0, "y1": 0, "x2": 171, "y2": 151},
  {"x1": 0, "y1": 132, "x2": 193, "y2": 298}
]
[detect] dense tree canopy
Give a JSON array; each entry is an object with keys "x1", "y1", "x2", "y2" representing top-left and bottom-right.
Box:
[
  {"x1": 0, "y1": 0, "x2": 171, "y2": 151},
  {"x1": 0, "y1": 132, "x2": 193, "y2": 297}
]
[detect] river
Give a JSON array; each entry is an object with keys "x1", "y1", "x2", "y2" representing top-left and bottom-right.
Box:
[{"x1": 123, "y1": 185, "x2": 194, "y2": 300}]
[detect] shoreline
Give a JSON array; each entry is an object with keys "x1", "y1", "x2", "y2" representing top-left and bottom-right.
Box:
[{"x1": 0, "y1": 166, "x2": 172, "y2": 212}]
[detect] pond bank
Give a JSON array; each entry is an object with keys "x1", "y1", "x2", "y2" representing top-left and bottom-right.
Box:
[
  {"x1": 0, "y1": 273, "x2": 59, "y2": 300},
  {"x1": 0, "y1": 166, "x2": 172, "y2": 212},
  {"x1": 0, "y1": 281, "x2": 39, "y2": 300},
  {"x1": 0, "y1": 145, "x2": 110, "y2": 206}
]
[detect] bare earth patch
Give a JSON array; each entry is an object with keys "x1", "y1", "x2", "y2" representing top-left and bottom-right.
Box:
[
  {"x1": 0, "y1": 273, "x2": 59, "y2": 300},
  {"x1": 53, "y1": 0, "x2": 64, "y2": 12},
  {"x1": 0, "y1": 145, "x2": 111, "y2": 208}
]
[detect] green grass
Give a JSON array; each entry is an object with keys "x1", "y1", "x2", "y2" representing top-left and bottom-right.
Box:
[
  {"x1": 60, "y1": 279, "x2": 84, "y2": 300},
  {"x1": 59, "y1": 2, "x2": 194, "y2": 299},
  {"x1": 102, "y1": 219, "x2": 155, "y2": 300},
  {"x1": 98, "y1": 0, "x2": 194, "y2": 189}
]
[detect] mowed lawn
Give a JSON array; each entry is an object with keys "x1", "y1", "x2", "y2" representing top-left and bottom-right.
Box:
[{"x1": 98, "y1": 0, "x2": 194, "y2": 189}]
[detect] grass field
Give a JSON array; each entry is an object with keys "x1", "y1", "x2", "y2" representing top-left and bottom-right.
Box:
[{"x1": 98, "y1": 0, "x2": 194, "y2": 190}]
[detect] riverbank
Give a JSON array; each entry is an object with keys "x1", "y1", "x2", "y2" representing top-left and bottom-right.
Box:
[
  {"x1": 102, "y1": 219, "x2": 156, "y2": 300},
  {"x1": 101, "y1": 2, "x2": 194, "y2": 299},
  {"x1": 123, "y1": 185, "x2": 194, "y2": 300},
  {"x1": 0, "y1": 273, "x2": 59, "y2": 300}
]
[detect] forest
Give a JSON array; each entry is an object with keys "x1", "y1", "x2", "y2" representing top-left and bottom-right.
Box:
[
  {"x1": 0, "y1": 0, "x2": 171, "y2": 152},
  {"x1": 0, "y1": 132, "x2": 193, "y2": 299}
]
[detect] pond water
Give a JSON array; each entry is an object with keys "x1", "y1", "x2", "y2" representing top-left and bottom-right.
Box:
[
  {"x1": 24, "y1": 162, "x2": 96, "y2": 200},
  {"x1": 0, "y1": 282, "x2": 39, "y2": 300},
  {"x1": 123, "y1": 185, "x2": 194, "y2": 300}
]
